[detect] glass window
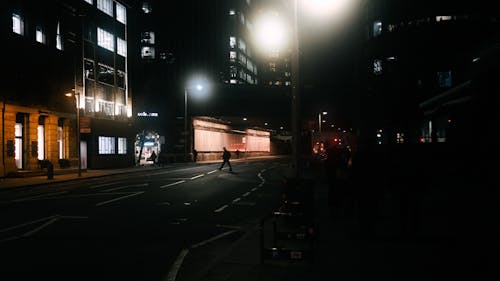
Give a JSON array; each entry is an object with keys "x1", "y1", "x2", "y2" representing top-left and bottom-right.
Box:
[
  {"x1": 373, "y1": 59, "x2": 382, "y2": 75},
  {"x1": 98, "y1": 136, "x2": 115, "y2": 154},
  {"x1": 12, "y1": 13, "x2": 24, "y2": 35},
  {"x1": 116, "y1": 2, "x2": 127, "y2": 24},
  {"x1": 229, "y1": 51, "x2": 236, "y2": 62},
  {"x1": 141, "y1": 46, "x2": 155, "y2": 59},
  {"x1": 117, "y1": 70, "x2": 126, "y2": 88},
  {"x1": 117, "y1": 37, "x2": 127, "y2": 57},
  {"x1": 97, "y1": 0, "x2": 113, "y2": 17},
  {"x1": 238, "y1": 38, "x2": 246, "y2": 53},
  {"x1": 84, "y1": 59, "x2": 95, "y2": 80},
  {"x1": 36, "y1": 25, "x2": 46, "y2": 44},
  {"x1": 56, "y1": 21, "x2": 63, "y2": 50},
  {"x1": 37, "y1": 125, "x2": 45, "y2": 160},
  {"x1": 142, "y1": 2, "x2": 152, "y2": 13},
  {"x1": 97, "y1": 27, "x2": 114, "y2": 51},
  {"x1": 98, "y1": 64, "x2": 114, "y2": 85},
  {"x1": 229, "y1": 36, "x2": 236, "y2": 48},
  {"x1": 229, "y1": 66, "x2": 237, "y2": 78},
  {"x1": 118, "y1": 137, "x2": 127, "y2": 154},
  {"x1": 98, "y1": 101, "x2": 114, "y2": 116},
  {"x1": 141, "y1": 31, "x2": 155, "y2": 44},
  {"x1": 373, "y1": 21, "x2": 382, "y2": 37}
]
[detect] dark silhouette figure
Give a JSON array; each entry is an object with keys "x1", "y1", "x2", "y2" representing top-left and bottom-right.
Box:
[
  {"x1": 148, "y1": 151, "x2": 157, "y2": 164},
  {"x1": 219, "y1": 147, "x2": 232, "y2": 171},
  {"x1": 235, "y1": 149, "x2": 240, "y2": 158},
  {"x1": 193, "y1": 149, "x2": 198, "y2": 162},
  {"x1": 324, "y1": 141, "x2": 351, "y2": 216}
]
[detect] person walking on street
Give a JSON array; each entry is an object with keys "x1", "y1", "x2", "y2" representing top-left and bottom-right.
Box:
[
  {"x1": 219, "y1": 147, "x2": 232, "y2": 171},
  {"x1": 193, "y1": 149, "x2": 198, "y2": 162}
]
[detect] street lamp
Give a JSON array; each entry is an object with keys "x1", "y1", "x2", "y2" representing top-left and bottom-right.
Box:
[
  {"x1": 65, "y1": 91, "x2": 81, "y2": 177},
  {"x1": 184, "y1": 79, "x2": 207, "y2": 162}
]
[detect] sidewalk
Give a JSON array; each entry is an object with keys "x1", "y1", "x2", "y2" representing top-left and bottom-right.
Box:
[{"x1": 175, "y1": 159, "x2": 498, "y2": 281}]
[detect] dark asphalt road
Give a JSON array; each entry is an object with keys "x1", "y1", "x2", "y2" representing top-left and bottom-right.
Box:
[{"x1": 0, "y1": 159, "x2": 289, "y2": 281}]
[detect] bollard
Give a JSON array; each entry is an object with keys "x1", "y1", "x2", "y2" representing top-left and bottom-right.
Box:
[{"x1": 47, "y1": 161, "x2": 54, "y2": 180}]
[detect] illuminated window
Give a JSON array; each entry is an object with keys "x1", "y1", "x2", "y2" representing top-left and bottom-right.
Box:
[
  {"x1": 229, "y1": 9, "x2": 236, "y2": 16},
  {"x1": 436, "y1": 16, "x2": 452, "y2": 22},
  {"x1": 97, "y1": 0, "x2": 113, "y2": 17},
  {"x1": 12, "y1": 13, "x2": 24, "y2": 35},
  {"x1": 141, "y1": 46, "x2": 155, "y2": 59},
  {"x1": 58, "y1": 125, "x2": 64, "y2": 159},
  {"x1": 98, "y1": 101, "x2": 114, "y2": 116},
  {"x1": 373, "y1": 59, "x2": 382, "y2": 75},
  {"x1": 229, "y1": 51, "x2": 236, "y2": 62},
  {"x1": 117, "y1": 37, "x2": 127, "y2": 57},
  {"x1": 229, "y1": 36, "x2": 236, "y2": 48},
  {"x1": 116, "y1": 2, "x2": 127, "y2": 24},
  {"x1": 269, "y1": 62, "x2": 276, "y2": 72},
  {"x1": 240, "y1": 12, "x2": 245, "y2": 24},
  {"x1": 84, "y1": 0, "x2": 93, "y2": 4},
  {"x1": 141, "y1": 31, "x2": 155, "y2": 44},
  {"x1": 56, "y1": 21, "x2": 63, "y2": 50},
  {"x1": 37, "y1": 124, "x2": 45, "y2": 160},
  {"x1": 229, "y1": 66, "x2": 237, "y2": 78},
  {"x1": 373, "y1": 21, "x2": 382, "y2": 37},
  {"x1": 84, "y1": 59, "x2": 95, "y2": 80},
  {"x1": 230, "y1": 79, "x2": 237, "y2": 84},
  {"x1": 97, "y1": 64, "x2": 114, "y2": 85},
  {"x1": 117, "y1": 70, "x2": 126, "y2": 88},
  {"x1": 238, "y1": 53, "x2": 246, "y2": 65},
  {"x1": 98, "y1": 136, "x2": 115, "y2": 154},
  {"x1": 97, "y1": 27, "x2": 114, "y2": 51},
  {"x1": 118, "y1": 137, "x2": 127, "y2": 154},
  {"x1": 36, "y1": 25, "x2": 46, "y2": 44},
  {"x1": 142, "y1": 2, "x2": 152, "y2": 13}
]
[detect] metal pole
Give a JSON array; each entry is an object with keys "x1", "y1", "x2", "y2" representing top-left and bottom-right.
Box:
[
  {"x1": 184, "y1": 88, "x2": 188, "y2": 162},
  {"x1": 318, "y1": 113, "x2": 321, "y2": 134},
  {"x1": 291, "y1": 0, "x2": 300, "y2": 178},
  {"x1": 76, "y1": 94, "x2": 81, "y2": 177}
]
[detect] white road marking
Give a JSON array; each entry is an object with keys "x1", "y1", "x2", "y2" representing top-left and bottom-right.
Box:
[
  {"x1": 242, "y1": 192, "x2": 251, "y2": 197},
  {"x1": 165, "y1": 249, "x2": 190, "y2": 281},
  {"x1": 207, "y1": 170, "x2": 218, "y2": 175},
  {"x1": 0, "y1": 215, "x2": 57, "y2": 233},
  {"x1": 12, "y1": 191, "x2": 68, "y2": 202},
  {"x1": 95, "y1": 191, "x2": 145, "y2": 206},
  {"x1": 160, "y1": 180, "x2": 185, "y2": 189},
  {"x1": 165, "y1": 230, "x2": 238, "y2": 281},
  {"x1": 190, "y1": 230, "x2": 238, "y2": 249},
  {"x1": 214, "y1": 205, "x2": 228, "y2": 213},
  {"x1": 101, "y1": 183, "x2": 149, "y2": 192},
  {"x1": 90, "y1": 182, "x2": 127, "y2": 189},
  {"x1": 251, "y1": 187, "x2": 257, "y2": 192},
  {"x1": 232, "y1": 198, "x2": 241, "y2": 204},
  {"x1": 190, "y1": 174, "x2": 204, "y2": 180},
  {"x1": 22, "y1": 217, "x2": 59, "y2": 237}
]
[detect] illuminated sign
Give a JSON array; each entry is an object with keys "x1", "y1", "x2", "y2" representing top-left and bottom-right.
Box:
[{"x1": 137, "y1": 112, "x2": 159, "y2": 117}]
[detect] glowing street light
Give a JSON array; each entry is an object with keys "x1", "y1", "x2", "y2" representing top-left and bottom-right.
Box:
[
  {"x1": 65, "y1": 91, "x2": 81, "y2": 177},
  {"x1": 254, "y1": 0, "x2": 356, "y2": 178},
  {"x1": 184, "y1": 77, "x2": 209, "y2": 162}
]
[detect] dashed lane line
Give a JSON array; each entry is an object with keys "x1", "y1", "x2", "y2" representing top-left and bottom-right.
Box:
[
  {"x1": 101, "y1": 183, "x2": 149, "y2": 192},
  {"x1": 207, "y1": 170, "x2": 218, "y2": 175},
  {"x1": 95, "y1": 191, "x2": 145, "y2": 206},
  {"x1": 214, "y1": 205, "x2": 229, "y2": 213},
  {"x1": 190, "y1": 174, "x2": 205, "y2": 180},
  {"x1": 160, "y1": 180, "x2": 186, "y2": 189}
]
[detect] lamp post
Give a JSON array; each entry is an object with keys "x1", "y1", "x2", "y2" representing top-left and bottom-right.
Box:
[
  {"x1": 318, "y1": 111, "x2": 327, "y2": 133},
  {"x1": 184, "y1": 83, "x2": 204, "y2": 162},
  {"x1": 66, "y1": 91, "x2": 81, "y2": 177}
]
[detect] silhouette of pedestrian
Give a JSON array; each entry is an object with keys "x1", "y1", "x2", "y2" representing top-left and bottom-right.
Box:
[
  {"x1": 148, "y1": 151, "x2": 157, "y2": 165},
  {"x1": 219, "y1": 147, "x2": 232, "y2": 171},
  {"x1": 235, "y1": 149, "x2": 240, "y2": 159},
  {"x1": 193, "y1": 149, "x2": 198, "y2": 162}
]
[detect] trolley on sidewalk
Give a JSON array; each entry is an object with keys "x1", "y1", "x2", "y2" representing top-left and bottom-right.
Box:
[{"x1": 260, "y1": 178, "x2": 318, "y2": 265}]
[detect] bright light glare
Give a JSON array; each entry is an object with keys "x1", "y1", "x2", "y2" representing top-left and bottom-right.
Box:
[
  {"x1": 254, "y1": 11, "x2": 289, "y2": 53},
  {"x1": 302, "y1": 0, "x2": 353, "y2": 17},
  {"x1": 196, "y1": 84, "x2": 203, "y2": 91}
]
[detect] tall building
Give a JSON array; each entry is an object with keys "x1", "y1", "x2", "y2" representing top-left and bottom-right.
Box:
[
  {"x1": 359, "y1": 0, "x2": 500, "y2": 145},
  {"x1": 130, "y1": 0, "x2": 290, "y2": 159},
  {"x1": 1, "y1": 0, "x2": 134, "y2": 177}
]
